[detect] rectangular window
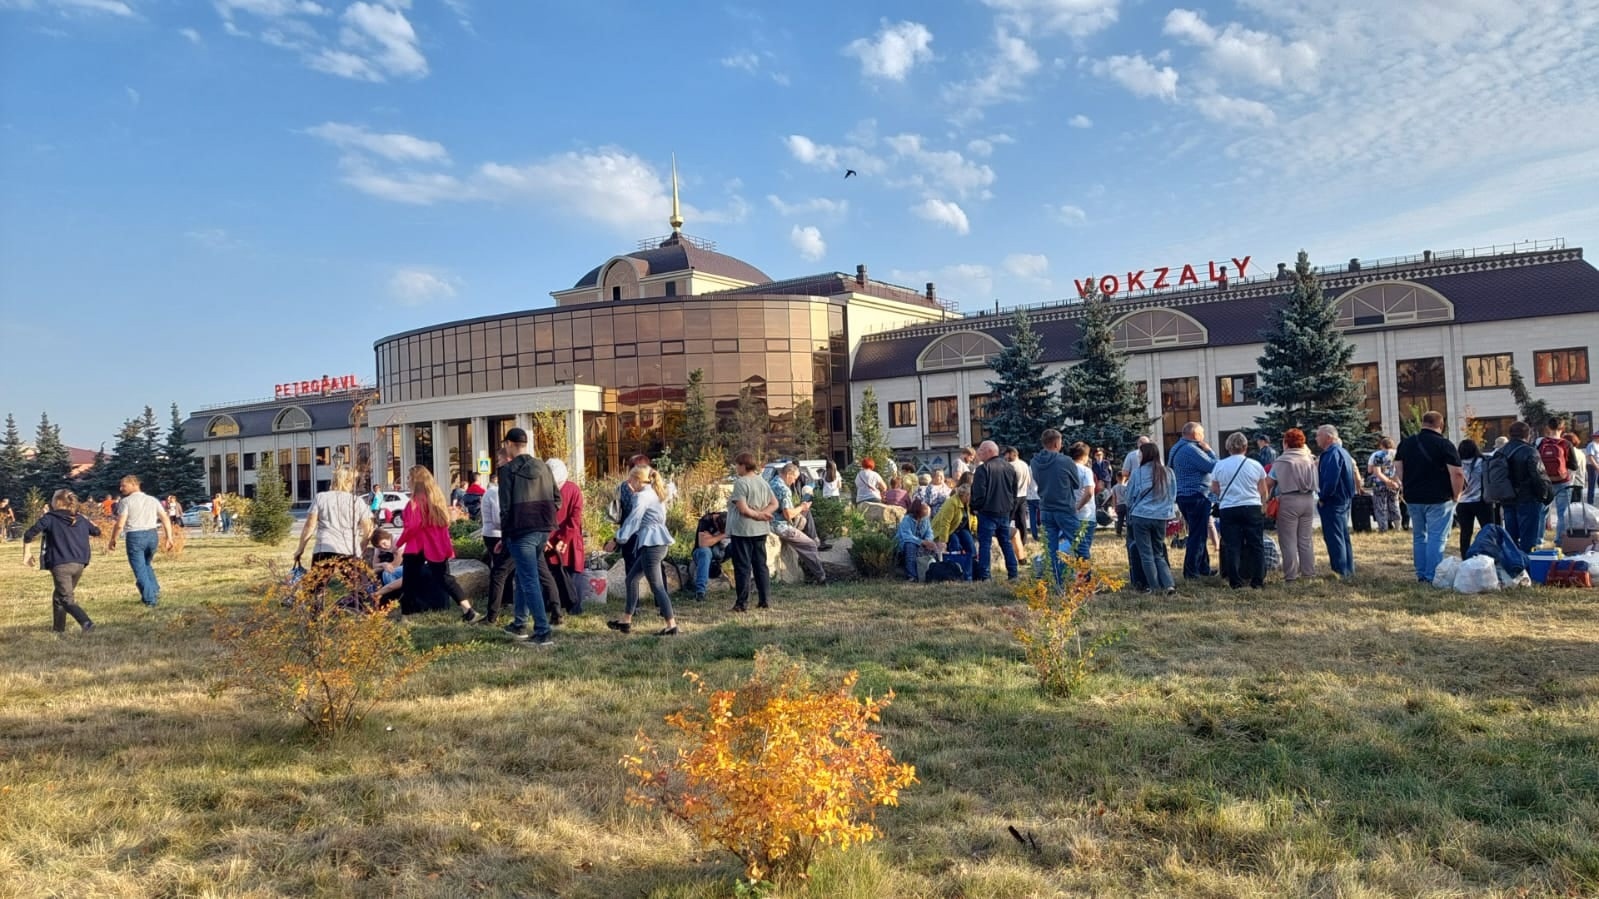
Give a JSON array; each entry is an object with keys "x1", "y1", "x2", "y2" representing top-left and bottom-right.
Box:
[
  {"x1": 969, "y1": 393, "x2": 994, "y2": 440},
  {"x1": 1463, "y1": 353, "x2": 1514, "y2": 390},
  {"x1": 335, "y1": 445, "x2": 349, "y2": 464},
  {"x1": 1570, "y1": 412, "x2": 1593, "y2": 440},
  {"x1": 1160, "y1": 377, "x2": 1200, "y2": 451},
  {"x1": 611, "y1": 286, "x2": 621, "y2": 301},
  {"x1": 242, "y1": 452, "x2": 256, "y2": 471},
  {"x1": 927, "y1": 396, "x2": 959, "y2": 434},
  {"x1": 574, "y1": 346, "x2": 593, "y2": 361},
  {"x1": 1216, "y1": 374, "x2": 1258, "y2": 407},
  {"x1": 1349, "y1": 362, "x2": 1382, "y2": 433},
  {"x1": 616, "y1": 343, "x2": 637, "y2": 358},
  {"x1": 1535, "y1": 348, "x2": 1589, "y2": 386},
  {"x1": 661, "y1": 340, "x2": 684, "y2": 355},
  {"x1": 1396, "y1": 357, "x2": 1447, "y2": 424},
  {"x1": 664, "y1": 281, "x2": 677, "y2": 297},
  {"x1": 888, "y1": 400, "x2": 917, "y2": 428},
  {"x1": 1471, "y1": 415, "x2": 1519, "y2": 446},
  {"x1": 315, "y1": 446, "x2": 330, "y2": 465},
  {"x1": 535, "y1": 350, "x2": 554, "y2": 365},
  {"x1": 712, "y1": 338, "x2": 739, "y2": 354}
]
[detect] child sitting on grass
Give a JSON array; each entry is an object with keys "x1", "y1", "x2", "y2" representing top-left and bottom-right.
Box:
[
  {"x1": 895, "y1": 499, "x2": 938, "y2": 582},
  {"x1": 367, "y1": 529, "x2": 401, "y2": 586}
]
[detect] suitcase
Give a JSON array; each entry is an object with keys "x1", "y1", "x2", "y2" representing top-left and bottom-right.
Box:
[
  {"x1": 1351, "y1": 494, "x2": 1374, "y2": 533},
  {"x1": 1545, "y1": 560, "x2": 1592, "y2": 588}
]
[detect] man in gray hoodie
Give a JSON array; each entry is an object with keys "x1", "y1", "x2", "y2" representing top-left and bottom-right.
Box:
[{"x1": 1030, "y1": 428, "x2": 1083, "y2": 585}]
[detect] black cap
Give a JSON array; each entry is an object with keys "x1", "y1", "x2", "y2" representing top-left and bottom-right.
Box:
[{"x1": 505, "y1": 427, "x2": 529, "y2": 444}]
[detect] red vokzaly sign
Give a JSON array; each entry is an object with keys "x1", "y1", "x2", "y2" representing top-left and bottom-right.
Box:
[
  {"x1": 275, "y1": 375, "x2": 361, "y2": 399},
  {"x1": 1074, "y1": 256, "x2": 1254, "y2": 298}
]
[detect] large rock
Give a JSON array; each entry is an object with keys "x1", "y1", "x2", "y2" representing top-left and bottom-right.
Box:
[
  {"x1": 859, "y1": 502, "x2": 906, "y2": 529},
  {"x1": 819, "y1": 537, "x2": 856, "y2": 582},
  {"x1": 449, "y1": 558, "x2": 490, "y2": 600}
]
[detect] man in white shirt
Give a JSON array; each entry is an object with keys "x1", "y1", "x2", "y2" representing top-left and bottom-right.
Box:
[
  {"x1": 1586, "y1": 433, "x2": 1599, "y2": 507},
  {"x1": 105, "y1": 475, "x2": 174, "y2": 607},
  {"x1": 1006, "y1": 446, "x2": 1032, "y2": 547},
  {"x1": 1069, "y1": 442, "x2": 1098, "y2": 559},
  {"x1": 1122, "y1": 436, "x2": 1152, "y2": 478}
]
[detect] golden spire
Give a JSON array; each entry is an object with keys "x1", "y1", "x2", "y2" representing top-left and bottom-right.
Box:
[{"x1": 669, "y1": 153, "x2": 684, "y2": 232}]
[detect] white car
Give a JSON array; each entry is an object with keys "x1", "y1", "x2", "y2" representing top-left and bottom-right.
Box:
[{"x1": 362, "y1": 491, "x2": 411, "y2": 525}]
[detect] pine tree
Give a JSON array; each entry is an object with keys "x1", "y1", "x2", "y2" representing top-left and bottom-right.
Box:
[
  {"x1": 158, "y1": 403, "x2": 204, "y2": 502},
  {"x1": 679, "y1": 368, "x2": 721, "y2": 463},
  {"x1": 1254, "y1": 250, "x2": 1371, "y2": 451},
  {"x1": 1506, "y1": 365, "x2": 1564, "y2": 430},
  {"x1": 1059, "y1": 284, "x2": 1153, "y2": 457},
  {"x1": 791, "y1": 398, "x2": 821, "y2": 459},
  {"x1": 101, "y1": 415, "x2": 156, "y2": 494},
  {"x1": 724, "y1": 385, "x2": 769, "y2": 463},
  {"x1": 983, "y1": 310, "x2": 1058, "y2": 458},
  {"x1": 850, "y1": 385, "x2": 894, "y2": 472},
  {"x1": 247, "y1": 451, "x2": 294, "y2": 544},
  {"x1": 25, "y1": 411, "x2": 72, "y2": 499},
  {"x1": 0, "y1": 413, "x2": 26, "y2": 508}
]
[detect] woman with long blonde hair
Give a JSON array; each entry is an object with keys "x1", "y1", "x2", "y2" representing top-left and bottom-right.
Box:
[
  {"x1": 395, "y1": 465, "x2": 479, "y2": 620},
  {"x1": 292, "y1": 466, "x2": 374, "y2": 568},
  {"x1": 602, "y1": 465, "x2": 678, "y2": 636}
]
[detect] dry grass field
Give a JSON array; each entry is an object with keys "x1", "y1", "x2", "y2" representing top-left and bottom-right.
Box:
[{"x1": 2, "y1": 529, "x2": 1596, "y2": 898}]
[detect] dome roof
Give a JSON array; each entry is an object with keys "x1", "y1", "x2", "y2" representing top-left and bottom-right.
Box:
[{"x1": 573, "y1": 234, "x2": 771, "y2": 289}]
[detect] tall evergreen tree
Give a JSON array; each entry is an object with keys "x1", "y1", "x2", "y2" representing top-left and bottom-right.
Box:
[
  {"x1": 1059, "y1": 284, "x2": 1153, "y2": 457},
  {"x1": 1506, "y1": 365, "x2": 1564, "y2": 429},
  {"x1": 791, "y1": 398, "x2": 821, "y2": 459},
  {"x1": 678, "y1": 368, "x2": 721, "y2": 463},
  {"x1": 246, "y1": 451, "x2": 294, "y2": 544},
  {"x1": 1254, "y1": 250, "x2": 1371, "y2": 451},
  {"x1": 25, "y1": 412, "x2": 72, "y2": 498},
  {"x1": 0, "y1": 413, "x2": 25, "y2": 508},
  {"x1": 724, "y1": 385, "x2": 769, "y2": 463},
  {"x1": 159, "y1": 403, "x2": 205, "y2": 501},
  {"x1": 850, "y1": 386, "x2": 894, "y2": 472},
  {"x1": 983, "y1": 310, "x2": 1058, "y2": 458}
]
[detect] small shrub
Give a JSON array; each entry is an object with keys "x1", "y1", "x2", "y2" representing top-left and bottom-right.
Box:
[
  {"x1": 1013, "y1": 557, "x2": 1125, "y2": 697},
  {"x1": 448, "y1": 518, "x2": 479, "y2": 539},
  {"x1": 246, "y1": 463, "x2": 294, "y2": 544},
  {"x1": 810, "y1": 496, "x2": 862, "y2": 542},
  {"x1": 847, "y1": 525, "x2": 897, "y2": 578},
  {"x1": 624, "y1": 647, "x2": 917, "y2": 887},
  {"x1": 210, "y1": 556, "x2": 453, "y2": 738},
  {"x1": 582, "y1": 476, "x2": 622, "y2": 550},
  {"x1": 452, "y1": 535, "x2": 485, "y2": 561}
]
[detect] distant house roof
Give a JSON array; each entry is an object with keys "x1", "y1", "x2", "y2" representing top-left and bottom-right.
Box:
[
  {"x1": 851, "y1": 247, "x2": 1598, "y2": 380},
  {"x1": 181, "y1": 394, "x2": 370, "y2": 443},
  {"x1": 68, "y1": 447, "x2": 98, "y2": 465},
  {"x1": 572, "y1": 234, "x2": 771, "y2": 289},
  {"x1": 710, "y1": 271, "x2": 947, "y2": 310}
]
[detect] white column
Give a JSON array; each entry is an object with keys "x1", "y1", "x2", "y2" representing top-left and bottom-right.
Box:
[
  {"x1": 469, "y1": 416, "x2": 490, "y2": 485},
  {"x1": 566, "y1": 407, "x2": 585, "y2": 479},
  {"x1": 432, "y1": 419, "x2": 449, "y2": 489}
]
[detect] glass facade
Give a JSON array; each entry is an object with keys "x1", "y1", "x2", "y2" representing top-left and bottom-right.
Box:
[{"x1": 375, "y1": 297, "x2": 851, "y2": 473}]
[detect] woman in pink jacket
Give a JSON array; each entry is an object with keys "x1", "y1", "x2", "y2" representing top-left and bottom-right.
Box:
[
  {"x1": 544, "y1": 458, "x2": 586, "y2": 616},
  {"x1": 395, "y1": 465, "x2": 481, "y2": 621}
]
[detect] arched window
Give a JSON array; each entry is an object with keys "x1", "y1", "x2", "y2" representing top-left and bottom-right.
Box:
[
  {"x1": 918, "y1": 331, "x2": 1005, "y2": 371},
  {"x1": 274, "y1": 406, "x2": 312, "y2": 432},
  {"x1": 206, "y1": 415, "x2": 239, "y2": 438},
  {"x1": 1335, "y1": 280, "x2": 1453, "y2": 329},
  {"x1": 1112, "y1": 308, "x2": 1207, "y2": 351}
]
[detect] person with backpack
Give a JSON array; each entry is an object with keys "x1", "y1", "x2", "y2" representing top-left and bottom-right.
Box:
[
  {"x1": 1393, "y1": 411, "x2": 1464, "y2": 584},
  {"x1": 1538, "y1": 417, "x2": 1581, "y2": 545},
  {"x1": 1492, "y1": 421, "x2": 1556, "y2": 553}
]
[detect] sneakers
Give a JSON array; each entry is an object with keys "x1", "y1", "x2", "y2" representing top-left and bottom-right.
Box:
[
  {"x1": 82, "y1": 621, "x2": 96, "y2": 633},
  {"x1": 462, "y1": 608, "x2": 483, "y2": 624},
  {"x1": 692, "y1": 592, "x2": 706, "y2": 603},
  {"x1": 529, "y1": 634, "x2": 555, "y2": 647},
  {"x1": 503, "y1": 623, "x2": 531, "y2": 640}
]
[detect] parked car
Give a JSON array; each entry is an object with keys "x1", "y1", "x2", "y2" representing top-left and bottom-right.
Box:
[
  {"x1": 180, "y1": 504, "x2": 210, "y2": 528},
  {"x1": 361, "y1": 491, "x2": 411, "y2": 525},
  {"x1": 761, "y1": 459, "x2": 829, "y2": 487}
]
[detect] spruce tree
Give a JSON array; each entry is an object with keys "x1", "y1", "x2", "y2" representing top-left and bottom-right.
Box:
[
  {"x1": 1059, "y1": 284, "x2": 1153, "y2": 457},
  {"x1": 25, "y1": 412, "x2": 72, "y2": 498},
  {"x1": 679, "y1": 368, "x2": 721, "y2": 463},
  {"x1": 1254, "y1": 250, "x2": 1371, "y2": 451},
  {"x1": 158, "y1": 403, "x2": 205, "y2": 501},
  {"x1": 791, "y1": 398, "x2": 821, "y2": 459},
  {"x1": 1506, "y1": 365, "x2": 1564, "y2": 429},
  {"x1": 724, "y1": 385, "x2": 769, "y2": 463},
  {"x1": 247, "y1": 451, "x2": 294, "y2": 544},
  {"x1": 0, "y1": 414, "x2": 25, "y2": 508},
  {"x1": 102, "y1": 415, "x2": 155, "y2": 493},
  {"x1": 850, "y1": 385, "x2": 894, "y2": 472},
  {"x1": 983, "y1": 310, "x2": 1058, "y2": 458}
]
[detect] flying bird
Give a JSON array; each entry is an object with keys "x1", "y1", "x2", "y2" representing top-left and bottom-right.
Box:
[{"x1": 844, "y1": 169, "x2": 857, "y2": 179}]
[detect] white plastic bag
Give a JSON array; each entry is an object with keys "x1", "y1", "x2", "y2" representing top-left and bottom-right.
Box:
[
  {"x1": 1432, "y1": 556, "x2": 1461, "y2": 589},
  {"x1": 1454, "y1": 555, "x2": 1501, "y2": 594}
]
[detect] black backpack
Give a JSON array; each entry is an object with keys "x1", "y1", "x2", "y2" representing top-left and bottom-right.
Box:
[
  {"x1": 925, "y1": 560, "x2": 964, "y2": 582},
  {"x1": 1483, "y1": 451, "x2": 1517, "y2": 503}
]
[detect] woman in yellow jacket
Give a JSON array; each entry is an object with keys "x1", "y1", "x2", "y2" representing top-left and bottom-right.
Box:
[{"x1": 930, "y1": 484, "x2": 976, "y2": 580}]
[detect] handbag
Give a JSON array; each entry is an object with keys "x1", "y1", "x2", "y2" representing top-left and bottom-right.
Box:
[
  {"x1": 1211, "y1": 461, "x2": 1248, "y2": 518},
  {"x1": 1265, "y1": 496, "x2": 1280, "y2": 520},
  {"x1": 1545, "y1": 560, "x2": 1592, "y2": 588}
]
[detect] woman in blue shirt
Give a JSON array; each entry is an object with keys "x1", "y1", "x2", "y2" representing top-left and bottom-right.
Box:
[
  {"x1": 1125, "y1": 443, "x2": 1179, "y2": 595},
  {"x1": 604, "y1": 466, "x2": 679, "y2": 636}
]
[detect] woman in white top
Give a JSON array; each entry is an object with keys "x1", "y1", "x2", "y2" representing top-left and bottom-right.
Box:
[
  {"x1": 1209, "y1": 432, "x2": 1272, "y2": 589},
  {"x1": 854, "y1": 458, "x2": 887, "y2": 503},
  {"x1": 821, "y1": 460, "x2": 842, "y2": 499},
  {"x1": 293, "y1": 466, "x2": 374, "y2": 567}
]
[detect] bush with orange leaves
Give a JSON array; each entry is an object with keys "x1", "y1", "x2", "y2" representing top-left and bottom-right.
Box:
[
  {"x1": 1014, "y1": 556, "x2": 1125, "y2": 697},
  {"x1": 209, "y1": 556, "x2": 453, "y2": 738},
  {"x1": 622, "y1": 647, "x2": 918, "y2": 887}
]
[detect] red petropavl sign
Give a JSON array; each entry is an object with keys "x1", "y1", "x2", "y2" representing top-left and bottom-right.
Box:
[
  {"x1": 275, "y1": 375, "x2": 362, "y2": 399},
  {"x1": 1074, "y1": 255, "x2": 1254, "y2": 298}
]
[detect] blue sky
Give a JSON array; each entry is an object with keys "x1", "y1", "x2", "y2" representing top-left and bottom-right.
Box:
[{"x1": 3, "y1": 0, "x2": 1597, "y2": 448}]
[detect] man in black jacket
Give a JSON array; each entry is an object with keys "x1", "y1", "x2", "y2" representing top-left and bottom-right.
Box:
[
  {"x1": 1502, "y1": 420, "x2": 1555, "y2": 553},
  {"x1": 498, "y1": 428, "x2": 559, "y2": 645},
  {"x1": 970, "y1": 439, "x2": 1019, "y2": 581}
]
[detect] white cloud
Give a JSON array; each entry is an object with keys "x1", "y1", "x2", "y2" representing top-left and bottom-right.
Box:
[
  {"x1": 212, "y1": 0, "x2": 426, "y2": 82},
  {"x1": 1193, "y1": 92, "x2": 1276, "y2": 127},
  {"x1": 980, "y1": 0, "x2": 1120, "y2": 37},
  {"x1": 789, "y1": 225, "x2": 826, "y2": 261},
  {"x1": 306, "y1": 121, "x2": 449, "y2": 163},
  {"x1": 767, "y1": 195, "x2": 848, "y2": 218},
  {"x1": 125, "y1": 86, "x2": 139, "y2": 105},
  {"x1": 333, "y1": 2, "x2": 426, "y2": 80},
  {"x1": 184, "y1": 227, "x2": 239, "y2": 250},
  {"x1": 885, "y1": 133, "x2": 995, "y2": 199},
  {"x1": 889, "y1": 263, "x2": 993, "y2": 306},
  {"x1": 721, "y1": 50, "x2": 759, "y2": 73},
  {"x1": 1092, "y1": 54, "x2": 1179, "y2": 101},
  {"x1": 179, "y1": 26, "x2": 201, "y2": 42},
  {"x1": 1053, "y1": 203, "x2": 1087, "y2": 225},
  {"x1": 842, "y1": 19, "x2": 934, "y2": 82},
  {"x1": 340, "y1": 163, "x2": 466, "y2": 205},
  {"x1": 783, "y1": 134, "x2": 885, "y2": 175},
  {"x1": 913, "y1": 198, "x2": 970, "y2": 235},
  {"x1": 214, "y1": 0, "x2": 326, "y2": 19},
  {"x1": 3, "y1": 0, "x2": 135, "y2": 14},
  {"x1": 1068, "y1": 114, "x2": 1092, "y2": 128},
  {"x1": 1003, "y1": 253, "x2": 1050, "y2": 281},
  {"x1": 477, "y1": 151, "x2": 671, "y2": 233},
  {"x1": 943, "y1": 29, "x2": 1041, "y2": 120},
  {"x1": 389, "y1": 268, "x2": 458, "y2": 306},
  {"x1": 1163, "y1": 8, "x2": 1318, "y2": 89},
  {"x1": 967, "y1": 139, "x2": 994, "y2": 157}
]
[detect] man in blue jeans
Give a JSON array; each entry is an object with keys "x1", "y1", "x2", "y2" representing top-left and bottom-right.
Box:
[
  {"x1": 1169, "y1": 422, "x2": 1218, "y2": 579},
  {"x1": 690, "y1": 511, "x2": 729, "y2": 602},
  {"x1": 497, "y1": 428, "x2": 558, "y2": 646},
  {"x1": 971, "y1": 440, "x2": 1019, "y2": 581},
  {"x1": 1029, "y1": 429, "x2": 1081, "y2": 585},
  {"x1": 1394, "y1": 410, "x2": 1464, "y2": 583},
  {"x1": 104, "y1": 475, "x2": 174, "y2": 607},
  {"x1": 1315, "y1": 425, "x2": 1359, "y2": 578},
  {"x1": 1501, "y1": 420, "x2": 1555, "y2": 553}
]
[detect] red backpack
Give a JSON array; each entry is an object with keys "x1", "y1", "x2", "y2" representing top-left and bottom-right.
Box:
[{"x1": 1538, "y1": 437, "x2": 1571, "y2": 483}]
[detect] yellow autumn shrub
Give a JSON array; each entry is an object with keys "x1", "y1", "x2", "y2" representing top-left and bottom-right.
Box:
[
  {"x1": 1014, "y1": 556, "x2": 1125, "y2": 697},
  {"x1": 623, "y1": 647, "x2": 917, "y2": 886},
  {"x1": 210, "y1": 556, "x2": 452, "y2": 738}
]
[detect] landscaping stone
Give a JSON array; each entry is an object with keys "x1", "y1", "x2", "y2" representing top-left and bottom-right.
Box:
[{"x1": 448, "y1": 558, "x2": 489, "y2": 600}]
